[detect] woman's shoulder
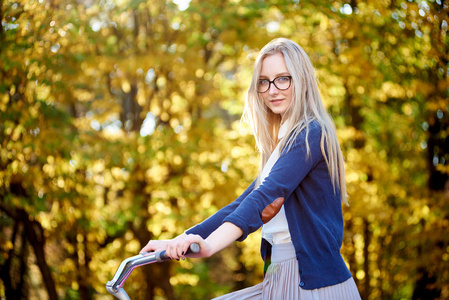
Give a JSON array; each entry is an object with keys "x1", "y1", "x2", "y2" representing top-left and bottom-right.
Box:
[
  {"x1": 293, "y1": 119, "x2": 322, "y2": 141},
  {"x1": 307, "y1": 119, "x2": 322, "y2": 132},
  {"x1": 283, "y1": 120, "x2": 322, "y2": 153}
]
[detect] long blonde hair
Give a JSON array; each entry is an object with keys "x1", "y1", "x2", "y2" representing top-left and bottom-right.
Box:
[{"x1": 242, "y1": 38, "x2": 347, "y2": 204}]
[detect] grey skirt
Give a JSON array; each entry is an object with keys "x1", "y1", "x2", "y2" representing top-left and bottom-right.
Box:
[{"x1": 213, "y1": 242, "x2": 361, "y2": 300}]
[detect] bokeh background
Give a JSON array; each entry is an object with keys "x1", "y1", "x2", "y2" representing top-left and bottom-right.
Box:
[{"x1": 1, "y1": 0, "x2": 448, "y2": 299}]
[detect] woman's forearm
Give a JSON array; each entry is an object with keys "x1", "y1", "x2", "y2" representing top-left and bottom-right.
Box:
[
  {"x1": 205, "y1": 222, "x2": 243, "y2": 256},
  {"x1": 141, "y1": 222, "x2": 243, "y2": 259}
]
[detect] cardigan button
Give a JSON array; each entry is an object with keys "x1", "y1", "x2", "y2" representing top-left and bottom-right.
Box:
[{"x1": 299, "y1": 282, "x2": 305, "y2": 287}]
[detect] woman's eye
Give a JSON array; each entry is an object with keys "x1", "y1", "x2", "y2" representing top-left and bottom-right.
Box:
[
  {"x1": 278, "y1": 76, "x2": 289, "y2": 82},
  {"x1": 259, "y1": 79, "x2": 269, "y2": 85}
]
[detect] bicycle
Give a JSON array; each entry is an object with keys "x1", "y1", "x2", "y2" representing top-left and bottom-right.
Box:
[{"x1": 106, "y1": 243, "x2": 200, "y2": 300}]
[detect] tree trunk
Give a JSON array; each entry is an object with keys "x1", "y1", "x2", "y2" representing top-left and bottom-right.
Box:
[
  {"x1": 0, "y1": 204, "x2": 58, "y2": 300},
  {"x1": 2, "y1": 220, "x2": 21, "y2": 300},
  {"x1": 21, "y1": 210, "x2": 58, "y2": 300}
]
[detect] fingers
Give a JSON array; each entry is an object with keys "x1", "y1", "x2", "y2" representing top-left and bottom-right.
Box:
[
  {"x1": 140, "y1": 241, "x2": 154, "y2": 254},
  {"x1": 139, "y1": 240, "x2": 165, "y2": 254},
  {"x1": 139, "y1": 235, "x2": 206, "y2": 260},
  {"x1": 184, "y1": 235, "x2": 211, "y2": 258},
  {"x1": 166, "y1": 236, "x2": 189, "y2": 260},
  {"x1": 176, "y1": 234, "x2": 208, "y2": 259}
]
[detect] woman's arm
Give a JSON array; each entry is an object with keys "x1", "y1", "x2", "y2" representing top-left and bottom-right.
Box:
[
  {"x1": 201, "y1": 222, "x2": 243, "y2": 257},
  {"x1": 140, "y1": 222, "x2": 242, "y2": 260}
]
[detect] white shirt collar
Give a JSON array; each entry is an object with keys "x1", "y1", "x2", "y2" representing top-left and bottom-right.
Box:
[{"x1": 278, "y1": 122, "x2": 289, "y2": 139}]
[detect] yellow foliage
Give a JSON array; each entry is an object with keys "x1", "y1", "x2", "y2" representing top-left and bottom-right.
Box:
[{"x1": 1, "y1": 1, "x2": 448, "y2": 299}]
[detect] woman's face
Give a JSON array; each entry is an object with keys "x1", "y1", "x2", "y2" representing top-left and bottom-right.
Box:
[{"x1": 258, "y1": 53, "x2": 293, "y2": 116}]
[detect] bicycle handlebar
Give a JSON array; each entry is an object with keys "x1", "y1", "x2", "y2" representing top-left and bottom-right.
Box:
[{"x1": 106, "y1": 243, "x2": 200, "y2": 300}]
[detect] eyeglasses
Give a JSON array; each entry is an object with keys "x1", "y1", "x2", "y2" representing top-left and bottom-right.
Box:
[{"x1": 257, "y1": 76, "x2": 292, "y2": 93}]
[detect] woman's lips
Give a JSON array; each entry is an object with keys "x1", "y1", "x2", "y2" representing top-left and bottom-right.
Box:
[{"x1": 270, "y1": 99, "x2": 284, "y2": 105}]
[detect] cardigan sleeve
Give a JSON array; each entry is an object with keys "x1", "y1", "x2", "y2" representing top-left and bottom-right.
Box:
[
  {"x1": 223, "y1": 122, "x2": 324, "y2": 241},
  {"x1": 185, "y1": 178, "x2": 257, "y2": 239}
]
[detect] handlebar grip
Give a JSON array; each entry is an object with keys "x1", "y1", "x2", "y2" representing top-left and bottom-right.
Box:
[
  {"x1": 158, "y1": 243, "x2": 200, "y2": 261},
  {"x1": 189, "y1": 242, "x2": 200, "y2": 254}
]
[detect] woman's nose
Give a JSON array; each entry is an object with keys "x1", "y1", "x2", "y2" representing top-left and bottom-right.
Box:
[{"x1": 268, "y1": 83, "x2": 279, "y2": 95}]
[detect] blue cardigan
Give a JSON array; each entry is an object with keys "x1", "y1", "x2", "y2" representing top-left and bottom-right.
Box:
[{"x1": 186, "y1": 121, "x2": 352, "y2": 290}]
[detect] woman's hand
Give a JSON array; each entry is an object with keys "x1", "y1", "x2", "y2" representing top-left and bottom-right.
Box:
[
  {"x1": 140, "y1": 234, "x2": 213, "y2": 260},
  {"x1": 139, "y1": 239, "x2": 171, "y2": 255},
  {"x1": 139, "y1": 222, "x2": 242, "y2": 260}
]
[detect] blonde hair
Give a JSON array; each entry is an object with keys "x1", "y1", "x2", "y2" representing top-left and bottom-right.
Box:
[{"x1": 242, "y1": 38, "x2": 347, "y2": 204}]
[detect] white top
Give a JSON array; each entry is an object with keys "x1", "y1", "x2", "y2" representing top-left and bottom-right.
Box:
[{"x1": 260, "y1": 123, "x2": 292, "y2": 245}]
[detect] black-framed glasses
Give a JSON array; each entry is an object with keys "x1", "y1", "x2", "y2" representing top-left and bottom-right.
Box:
[{"x1": 257, "y1": 76, "x2": 292, "y2": 93}]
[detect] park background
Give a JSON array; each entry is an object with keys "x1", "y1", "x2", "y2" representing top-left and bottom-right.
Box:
[{"x1": 1, "y1": 0, "x2": 448, "y2": 299}]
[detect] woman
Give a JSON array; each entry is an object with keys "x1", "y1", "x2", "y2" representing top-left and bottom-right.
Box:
[{"x1": 141, "y1": 38, "x2": 361, "y2": 299}]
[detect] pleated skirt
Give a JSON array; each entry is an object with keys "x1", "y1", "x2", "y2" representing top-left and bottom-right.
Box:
[{"x1": 213, "y1": 242, "x2": 361, "y2": 300}]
